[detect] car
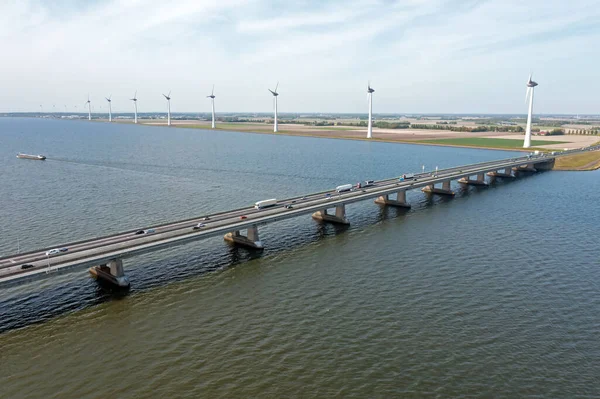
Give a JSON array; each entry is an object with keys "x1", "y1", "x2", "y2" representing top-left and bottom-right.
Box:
[
  {"x1": 21, "y1": 264, "x2": 34, "y2": 270},
  {"x1": 291, "y1": 200, "x2": 297, "y2": 204},
  {"x1": 193, "y1": 223, "x2": 206, "y2": 230},
  {"x1": 45, "y1": 249, "x2": 60, "y2": 256},
  {"x1": 59, "y1": 247, "x2": 68, "y2": 252},
  {"x1": 135, "y1": 229, "x2": 155, "y2": 235},
  {"x1": 202, "y1": 216, "x2": 210, "y2": 221},
  {"x1": 356, "y1": 182, "x2": 362, "y2": 188},
  {"x1": 240, "y1": 215, "x2": 247, "y2": 220},
  {"x1": 301, "y1": 197, "x2": 307, "y2": 200},
  {"x1": 285, "y1": 204, "x2": 293, "y2": 209}
]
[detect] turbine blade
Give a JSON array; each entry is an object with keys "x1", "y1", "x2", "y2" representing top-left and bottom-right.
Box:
[
  {"x1": 212, "y1": 84, "x2": 214, "y2": 96},
  {"x1": 168, "y1": 90, "x2": 171, "y2": 97},
  {"x1": 275, "y1": 81, "x2": 279, "y2": 93},
  {"x1": 525, "y1": 87, "x2": 531, "y2": 104}
]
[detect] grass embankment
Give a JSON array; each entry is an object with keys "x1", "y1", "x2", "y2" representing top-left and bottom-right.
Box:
[
  {"x1": 554, "y1": 151, "x2": 600, "y2": 171},
  {"x1": 166, "y1": 122, "x2": 360, "y2": 131},
  {"x1": 415, "y1": 137, "x2": 567, "y2": 149}
]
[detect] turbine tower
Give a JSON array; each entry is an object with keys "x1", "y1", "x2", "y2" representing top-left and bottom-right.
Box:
[
  {"x1": 163, "y1": 90, "x2": 172, "y2": 126},
  {"x1": 207, "y1": 85, "x2": 216, "y2": 129},
  {"x1": 269, "y1": 82, "x2": 279, "y2": 132},
  {"x1": 130, "y1": 90, "x2": 138, "y2": 124},
  {"x1": 524, "y1": 73, "x2": 538, "y2": 148},
  {"x1": 367, "y1": 82, "x2": 375, "y2": 139},
  {"x1": 86, "y1": 95, "x2": 91, "y2": 121},
  {"x1": 105, "y1": 95, "x2": 112, "y2": 122}
]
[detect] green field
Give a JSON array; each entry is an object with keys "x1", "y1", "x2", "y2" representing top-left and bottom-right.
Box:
[{"x1": 416, "y1": 137, "x2": 567, "y2": 149}]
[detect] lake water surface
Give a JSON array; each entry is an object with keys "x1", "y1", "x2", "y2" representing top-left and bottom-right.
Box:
[{"x1": 1, "y1": 118, "x2": 598, "y2": 398}]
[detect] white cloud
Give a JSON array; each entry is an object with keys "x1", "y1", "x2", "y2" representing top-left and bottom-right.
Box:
[{"x1": 0, "y1": 0, "x2": 598, "y2": 113}]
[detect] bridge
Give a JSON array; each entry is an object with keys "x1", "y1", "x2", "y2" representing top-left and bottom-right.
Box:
[{"x1": 1, "y1": 147, "x2": 596, "y2": 288}]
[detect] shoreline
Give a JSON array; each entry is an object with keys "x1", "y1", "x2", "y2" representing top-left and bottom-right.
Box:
[
  {"x1": 14, "y1": 115, "x2": 600, "y2": 155},
  {"x1": 161, "y1": 122, "x2": 539, "y2": 153}
]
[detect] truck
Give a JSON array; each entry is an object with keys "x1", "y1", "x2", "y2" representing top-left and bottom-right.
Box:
[
  {"x1": 335, "y1": 184, "x2": 353, "y2": 193},
  {"x1": 399, "y1": 173, "x2": 415, "y2": 181},
  {"x1": 254, "y1": 198, "x2": 277, "y2": 209}
]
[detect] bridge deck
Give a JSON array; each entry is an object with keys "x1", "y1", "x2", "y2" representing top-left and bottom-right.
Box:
[{"x1": 1, "y1": 148, "x2": 596, "y2": 288}]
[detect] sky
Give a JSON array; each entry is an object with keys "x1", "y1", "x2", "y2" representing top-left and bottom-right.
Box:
[{"x1": 1, "y1": 0, "x2": 599, "y2": 114}]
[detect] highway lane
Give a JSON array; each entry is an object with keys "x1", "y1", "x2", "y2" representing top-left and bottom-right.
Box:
[
  {"x1": 3, "y1": 149, "x2": 581, "y2": 282},
  {"x1": 2, "y1": 153, "x2": 535, "y2": 265},
  {"x1": 2, "y1": 154, "x2": 534, "y2": 264},
  {"x1": 0, "y1": 153, "x2": 541, "y2": 276},
  {"x1": 0, "y1": 154, "x2": 537, "y2": 267}
]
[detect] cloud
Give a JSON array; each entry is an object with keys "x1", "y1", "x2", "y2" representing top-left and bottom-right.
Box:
[{"x1": 0, "y1": 0, "x2": 598, "y2": 113}]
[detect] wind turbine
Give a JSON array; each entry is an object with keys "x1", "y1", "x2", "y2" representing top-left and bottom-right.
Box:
[
  {"x1": 163, "y1": 90, "x2": 171, "y2": 126},
  {"x1": 207, "y1": 85, "x2": 216, "y2": 129},
  {"x1": 523, "y1": 73, "x2": 538, "y2": 148},
  {"x1": 130, "y1": 90, "x2": 138, "y2": 124},
  {"x1": 86, "y1": 95, "x2": 91, "y2": 121},
  {"x1": 268, "y1": 82, "x2": 279, "y2": 132},
  {"x1": 105, "y1": 95, "x2": 112, "y2": 122},
  {"x1": 367, "y1": 82, "x2": 375, "y2": 139}
]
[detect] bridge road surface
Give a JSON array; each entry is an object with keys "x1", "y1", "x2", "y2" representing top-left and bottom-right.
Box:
[{"x1": 1, "y1": 147, "x2": 597, "y2": 288}]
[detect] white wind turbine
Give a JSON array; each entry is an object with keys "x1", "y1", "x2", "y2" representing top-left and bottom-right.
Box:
[
  {"x1": 85, "y1": 95, "x2": 91, "y2": 121},
  {"x1": 163, "y1": 90, "x2": 172, "y2": 126},
  {"x1": 367, "y1": 82, "x2": 375, "y2": 139},
  {"x1": 268, "y1": 82, "x2": 279, "y2": 132},
  {"x1": 523, "y1": 73, "x2": 539, "y2": 148},
  {"x1": 130, "y1": 90, "x2": 138, "y2": 124},
  {"x1": 207, "y1": 85, "x2": 216, "y2": 129},
  {"x1": 105, "y1": 95, "x2": 112, "y2": 122}
]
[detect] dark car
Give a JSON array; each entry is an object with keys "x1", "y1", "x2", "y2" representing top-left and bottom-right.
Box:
[
  {"x1": 240, "y1": 215, "x2": 247, "y2": 220},
  {"x1": 135, "y1": 230, "x2": 145, "y2": 235},
  {"x1": 59, "y1": 247, "x2": 68, "y2": 252},
  {"x1": 202, "y1": 216, "x2": 210, "y2": 221},
  {"x1": 21, "y1": 264, "x2": 34, "y2": 270},
  {"x1": 285, "y1": 204, "x2": 293, "y2": 209}
]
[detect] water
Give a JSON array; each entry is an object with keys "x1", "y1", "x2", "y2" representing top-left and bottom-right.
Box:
[{"x1": 1, "y1": 118, "x2": 599, "y2": 398}]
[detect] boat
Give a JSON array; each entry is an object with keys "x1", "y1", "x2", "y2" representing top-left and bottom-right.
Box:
[{"x1": 17, "y1": 153, "x2": 46, "y2": 160}]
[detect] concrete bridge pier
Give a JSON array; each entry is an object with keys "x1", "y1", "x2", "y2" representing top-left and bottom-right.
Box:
[
  {"x1": 312, "y1": 205, "x2": 350, "y2": 224},
  {"x1": 89, "y1": 258, "x2": 130, "y2": 287},
  {"x1": 513, "y1": 163, "x2": 537, "y2": 172},
  {"x1": 422, "y1": 180, "x2": 455, "y2": 196},
  {"x1": 487, "y1": 167, "x2": 514, "y2": 178},
  {"x1": 224, "y1": 225, "x2": 264, "y2": 249},
  {"x1": 458, "y1": 172, "x2": 488, "y2": 186},
  {"x1": 374, "y1": 190, "x2": 411, "y2": 208},
  {"x1": 534, "y1": 159, "x2": 555, "y2": 170}
]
